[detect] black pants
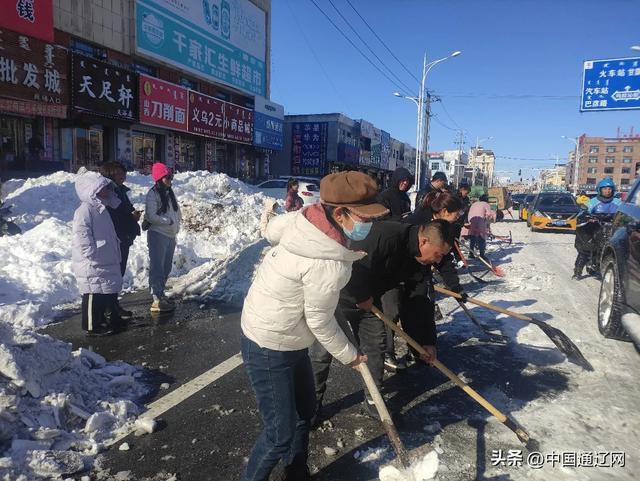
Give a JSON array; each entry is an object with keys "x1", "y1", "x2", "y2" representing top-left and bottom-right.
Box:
[
  {"x1": 310, "y1": 299, "x2": 386, "y2": 406},
  {"x1": 81, "y1": 293, "x2": 117, "y2": 332},
  {"x1": 381, "y1": 288, "x2": 402, "y2": 357},
  {"x1": 120, "y1": 242, "x2": 131, "y2": 277}
]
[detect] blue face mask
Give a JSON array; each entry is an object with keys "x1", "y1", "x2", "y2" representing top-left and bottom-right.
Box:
[{"x1": 344, "y1": 213, "x2": 373, "y2": 241}]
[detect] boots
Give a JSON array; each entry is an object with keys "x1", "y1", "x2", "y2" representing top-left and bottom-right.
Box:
[
  {"x1": 573, "y1": 253, "x2": 588, "y2": 279},
  {"x1": 115, "y1": 300, "x2": 133, "y2": 319},
  {"x1": 281, "y1": 454, "x2": 310, "y2": 481}
]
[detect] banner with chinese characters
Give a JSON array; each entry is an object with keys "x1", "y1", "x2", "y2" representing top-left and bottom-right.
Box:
[
  {"x1": 188, "y1": 91, "x2": 224, "y2": 139},
  {"x1": 71, "y1": 54, "x2": 137, "y2": 121},
  {"x1": 0, "y1": 29, "x2": 68, "y2": 118},
  {"x1": 291, "y1": 122, "x2": 328, "y2": 177},
  {"x1": 135, "y1": 0, "x2": 266, "y2": 96},
  {"x1": 253, "y1": 95, "x2": 283, "y2": 150},
  {"x1": 224, "y1": 102, "x2": 253, "y2": 144},
  {"x1": 1, "y1": 1, "x2": 54, "y2": 43},
  {"x1": 139, "y1": 74, "x2": 188, "y2": 132}
]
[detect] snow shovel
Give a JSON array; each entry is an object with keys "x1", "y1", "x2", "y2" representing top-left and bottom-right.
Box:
[
  {"x1": 453, "y1": 240, "x2": 488, "y2": 284},
  {"x1": 460, "y1": 239, "x2": 506, "y2": 277},
  {"x1": 434, "y1": 286, "x2": 594, "y2": 372},
  {"x1": 370, "y1": 306, "x2": 535, "y2": 448},
  {"x1": 457, "y1": 300, "x2": 509, "y2": 343},
  {"x1": 358, "y1": 362, "x2": 431, "y2": 469}
]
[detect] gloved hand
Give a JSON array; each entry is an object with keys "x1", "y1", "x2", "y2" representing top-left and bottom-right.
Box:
[{"x1": 456, "y1": 289, "x2": 469, "y2": 303}]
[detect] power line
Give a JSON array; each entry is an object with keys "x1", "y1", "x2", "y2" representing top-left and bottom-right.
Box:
[
  {"x1": 435, "y1": 97, "x2": 462, "y2": 130},
  {"x1": 306, "y1": 0, "x2": 412, "y2": 97},
  {"x1": 325, "y1": 0, "x2": 415, "y2": 95},
  {"x1": 344, "y1": 0, "x2": 420, "y2": 85},
  {"x1": 284, "y1": 0, "x2": 352, "y2": 112}
]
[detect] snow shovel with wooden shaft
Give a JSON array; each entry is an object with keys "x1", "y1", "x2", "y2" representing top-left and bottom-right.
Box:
[
  {"x1": 454, "y1": 240, "x2": 488, "y2": 284},
  {"x1": 358, "y1": 363, "x2": 432, "y2": 469},
  {"x1": 460, "y1": 238, "x2": 506, "y2": 277},
  {"x1": 434, "y1": 286, "x2": 594, "y2": 372},
  {"x1": 370, "y1": 306, "x2": 537, "y2": 449}
]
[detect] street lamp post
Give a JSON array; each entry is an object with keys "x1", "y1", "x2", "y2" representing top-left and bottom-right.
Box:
[
  {"x1": 393, "y1": 50, "x2": 461, "y2": 189},
  {"x1": 562, "y1": 135, "x2": 581, "y2": 195},
  {"x1": 631, "y1": 45, "x2": 640, "y2": 52}
]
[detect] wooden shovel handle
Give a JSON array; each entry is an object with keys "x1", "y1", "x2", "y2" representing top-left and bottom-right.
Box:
[
  {"x1": 434, "y1": 286, "x2": 533, "y2": 322},
  {"x1": 371, "y1": 306, "x2": 508, "y2": 424}
]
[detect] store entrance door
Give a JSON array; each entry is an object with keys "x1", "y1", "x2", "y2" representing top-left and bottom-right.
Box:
[{"x1": 132, "y1": 131, "x2": 160, "y2": 173}]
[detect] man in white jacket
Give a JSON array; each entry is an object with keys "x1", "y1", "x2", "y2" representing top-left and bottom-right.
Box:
[{"x1": 241, "y1": 171, "x2": 389, "y2": 481}]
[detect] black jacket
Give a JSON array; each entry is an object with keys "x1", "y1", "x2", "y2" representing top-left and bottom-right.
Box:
[
  {"x1": 107, "y1": 183, "x2": 141, "y2": 246},
  {"x1": 378, "y1": 168, "x2": 413, "y2": 220},
  {"x1": 415, "y1": 182, "x2": 441, "y2": 213}
]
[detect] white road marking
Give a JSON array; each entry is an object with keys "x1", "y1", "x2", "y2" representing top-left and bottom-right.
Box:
[{"x1": 106, "y1": 352, "x2": 243, "y2": 447}]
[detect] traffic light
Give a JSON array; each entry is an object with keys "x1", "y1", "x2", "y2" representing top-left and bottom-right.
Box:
[{"x1": 518, "y1": 169, "x2": 522, "y2": 176}]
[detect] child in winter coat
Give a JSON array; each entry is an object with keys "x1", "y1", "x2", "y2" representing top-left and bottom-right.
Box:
[
  {"x1": 72, "y1": 171, "x2": 123, "y2": 336},
  {"x1": 284, "y1": 178, "x2": 303, "y2": 212},
  {"x1": 462, "y1": 194, "x2": 496, "y2": 260},
  {"x1": 145, "y1": 162, "x2": 181, "y2": 312}
]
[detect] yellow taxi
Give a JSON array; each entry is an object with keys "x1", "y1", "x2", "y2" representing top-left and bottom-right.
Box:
[
  {"x1": 519, "y1": 194, "x2": 535, "y2": 221},
  {"x1": 526, "y1": 192, "x2": 581, "y2": 232}
]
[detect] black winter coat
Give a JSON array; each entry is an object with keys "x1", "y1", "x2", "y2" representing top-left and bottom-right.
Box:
[
  {"x1": 108, "y1": 183, "x2": 141, "y2": 246},
  {"x1": 378, "y1": 168, "x2": 413, "y2": 220}
]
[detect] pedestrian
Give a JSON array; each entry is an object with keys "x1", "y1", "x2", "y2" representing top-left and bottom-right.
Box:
[
  {"x1": 72, "y1": 171, "x2": 123, "y2": 336},
  {"x1": 99, "y1": 161, "x2": 142, "y2": 319},
  {"x1": 378, "y1": 167, "x2": 414, "y2": 220},
  {"x1": 462, "y1": 194, "x2": 496, "y2": 260},
  {"x1": 284, "y1": 177, "x2": 303, "y2": 212},
  {"x1": 415, "y1": 171, "x2": 448, "y2": 211},
  {"x1": 241, "y1": 171, "x2": 387, "y2": 481},
  {"x1": 454, "y1": 182, "x2": 472, "y2": 240},
  {"x1": 311, "y1": 219, "x2": 458, "y2": 421},
  {"x1": 144, "y1": 162, "x2": 181, "y2": 313},
  {"x1": 573, "y1": 177, "x2": 621, "y2": 279}
]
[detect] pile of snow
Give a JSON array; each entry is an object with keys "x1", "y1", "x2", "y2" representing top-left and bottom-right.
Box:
[
  {"x1": 0, "y1": 170, "x2": 271, "y2": 479},
  {"x1": 1, "y1": 170, "x2": 269, "y2": 328},
  {"x1": 378, "y1": 451, "x2": 439, "y2": 481}
]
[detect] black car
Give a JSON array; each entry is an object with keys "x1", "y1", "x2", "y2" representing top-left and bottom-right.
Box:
[
  {"x1": 511, "y1": 193, "x2": 527, "y2": 210},
  {"x1": 598, "y1": 178, "x2": 640, "y2": 347},
  {"x1": 526, "y1": 192, "x2": 581, "y2": 232}
]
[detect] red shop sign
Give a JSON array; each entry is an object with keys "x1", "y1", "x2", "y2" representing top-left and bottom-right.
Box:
[
  {"x1": 0, "y1": 0, "x2": 54, "y2": 43},
  {"x1": 188, "y1": 91, "x2": 224, "y2": 140},
  {"x1": 0, "y1": 98, "x2": 65, "y2": 118},
  {"x1": 139, "y1": 74, "x2": 188, "y2": 132},
  {"x1": 224, "y1": 103, "x2": 253, "y2": 144}
]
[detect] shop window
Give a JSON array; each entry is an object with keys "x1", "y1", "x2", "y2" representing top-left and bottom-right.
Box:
[
  {"x1": 589, "y1": 146, "x2": 599, "y2": 153},
  {"x1": 132, "y1": 132, "x2": 162, "y2": 172},
  {"x1": 623, "y1": 146, "x2": 633, "y2": 153},
  {"x1": 74, "y1": 127, "x2": 103, "y2": 170},
  {"x1": 604, "y1": 167, "x2": 614, "y2": 174},
  {"x1": 606, "y1": 146, "x2": 616, "y2": 153}
]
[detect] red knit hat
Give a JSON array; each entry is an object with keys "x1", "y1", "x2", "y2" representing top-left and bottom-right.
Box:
[{"x1": 152, "y1": 163, "x2": 171, "y2": 182}]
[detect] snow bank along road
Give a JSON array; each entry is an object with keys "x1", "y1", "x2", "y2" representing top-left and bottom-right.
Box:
[{"x1": 45, "y1": 220, "x2": 639, "y2": 481}]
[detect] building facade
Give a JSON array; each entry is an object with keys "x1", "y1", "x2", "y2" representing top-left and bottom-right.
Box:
[
  {"x1": 540, "y1": 165, "x2": 567, "y2": 188},
  {"x1": 565, "y1": 134, "x2": 640, "y2": 193},
  {"x1": 271, "y1": 113, "x2": 416, "y2": 188},
  {"x1": 1, "y1": 0, "x2": 283, "y2": 183},
  {"x1": 469, "y1": 147, "x2": 496, "y2": 187}
]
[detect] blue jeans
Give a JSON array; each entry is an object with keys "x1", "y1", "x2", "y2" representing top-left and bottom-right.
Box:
[
  {"x1": 147, "y1": 230, "x2": 176, "y2": 298},
  {"x1": 241, "y1": 335, "x2": 316, "y2": 481}
]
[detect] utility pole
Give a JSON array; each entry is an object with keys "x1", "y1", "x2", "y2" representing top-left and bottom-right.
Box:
[
  {"x1": 422, "y1": 92, "x2": 432, "y2": 187},
  {"x1": 453, "y1": 129, "x2": 466, "y2": 186}
]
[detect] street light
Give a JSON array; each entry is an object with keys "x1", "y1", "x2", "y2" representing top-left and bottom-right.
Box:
[
  {"x1": 561, "y1": 135, "x2": 581, "y2": 196},
  {"x1": 393, "y1": 50, "x2": 461, "y2": 189},
  {"x1": 631, "y1": 45, "x2": 640, "y2": 52},
  {"x1": 471, "y1": 136, "x2": 494, "y2": 187}
]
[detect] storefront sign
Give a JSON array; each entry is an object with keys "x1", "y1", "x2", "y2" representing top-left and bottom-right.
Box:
[
  {"x1": 370, "y1": 127, "x2": 382, "y2": 168},
  {"x1": 380, "y1": 130, "x2": 391, "y2": 170},
  {"x1": 139, "y1": 74, "x2": 188, "y2": 132},
  {"x1": 0, "y1": 29, "x2": 68, "y2": 117},
  {"x1": 135, "y1": 0, "x2": 267, "y2": 96},
  {"x1": 1, "y1": 0, "x2": 54, "y2": 43},
  {"x1": 188, "y1": 91, "x2": 224, "y2": 139},
  {"x1": 291, "y1": 122, "x2": 328, "y2": 176},
  {"x1": 224, "y1": 102, "x2": 253, "y2": 144},
  {"x1": 71, "y1": 54, "x2": 137, "y2": 121},
  {"x1": 253, "y1": 95, "x2": 283, "y2": 150},
  {"x1": 359, "y1": 119, "x2": 374, "y2": 138}
]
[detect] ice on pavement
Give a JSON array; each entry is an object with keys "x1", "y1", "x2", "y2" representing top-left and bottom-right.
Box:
[
  {"x1": 0, "y1": 171, "x2": 268, "y2": 479},
  {"x1": 379, "y1": 450, "x2": 439, "y2": 481}
]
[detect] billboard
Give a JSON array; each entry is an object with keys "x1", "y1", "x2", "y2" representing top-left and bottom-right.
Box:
[
  {"x1": 380, "y1": 130, "x2": 391, "y2": 170},
  {"x1": 291, "y1": 122, "x2": 328, "y2": 176},
  {"x1": 135, "y1": 0, "x2": 266, "y2": 96},
  {"x1": 0, "y1": 0, "x2": 53, "y2": 42},
  {"x1": 370, "y1": 127, "x2": 381, "y2": 168},
  {"x1": 139, "y1": 74, "x2": 188, "y2": 132},
  {"x1": 188, "y1": 91, "x2": 225, "y2": 139},
  {"x1": 581, "y1": 57, "x2": 640, "y2": 112},
  {"x1": 253, "y1": 96, "x2": 284, "y2": 150}
]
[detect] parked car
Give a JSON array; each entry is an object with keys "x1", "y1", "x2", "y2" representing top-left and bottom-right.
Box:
[
  {"x1": 519, "y1": 194, "x2": 536, "y2": 221},
  {"x1": 597, "y1": 177, "x2": 640, "y2": 347},
  {"x1": 255, "y1": 177, "x2": 321, "y2": 206},
  {"x1": 526, "y1": 192, "x2": 581, "y2": 232},
  {"x1": 511, "y1": 193, "x2": 527, "y2": 211}
]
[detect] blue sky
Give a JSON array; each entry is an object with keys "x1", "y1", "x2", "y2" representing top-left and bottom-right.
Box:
[{"x1": 270, "y1": 0, "x2": 640, "y2": 180}]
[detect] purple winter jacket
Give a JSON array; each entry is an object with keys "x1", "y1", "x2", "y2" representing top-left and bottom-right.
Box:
[{"x1": 72, "y1": 172, "x2": 123, "y2": 294}]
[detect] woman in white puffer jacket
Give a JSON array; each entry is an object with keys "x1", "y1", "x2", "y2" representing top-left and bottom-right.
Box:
[{"x1": 241, "y1": 171, "x2": 389, "y2": 481}]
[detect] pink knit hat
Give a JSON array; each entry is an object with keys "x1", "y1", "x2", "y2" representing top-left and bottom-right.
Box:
[{"x1": 151, "y1": 162, "x2": 171, "y2": 182}]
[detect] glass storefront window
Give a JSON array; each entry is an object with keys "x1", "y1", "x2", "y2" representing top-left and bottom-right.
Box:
[{"x1": 73, "y1": 126, "x2": 104, "y2": 171}]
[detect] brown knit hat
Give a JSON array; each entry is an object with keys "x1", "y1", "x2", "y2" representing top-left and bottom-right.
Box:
[{"x1": 320, "y1": 171, "x2": 389, "y2": 219}]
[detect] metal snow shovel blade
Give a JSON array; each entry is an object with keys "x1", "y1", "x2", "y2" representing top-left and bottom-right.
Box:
[
  {"x1": 371, "y1": 307, "x2": 535, "y2": 448},
  {"x1": 454, "y1": 240, "x2": 488, "y2": 285},
  {"x1": 435, "y1": 286, "x2": 594, "y2": 372},
  {"x1": 358, "y1": 363, "x2": 432, "y2": 470},
  {"x1": 457, "y1": 300, "x2": 509, "y2": 343},
  {"x1": 460, "y1": 239, "x2": 506, "y2": 277}
]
